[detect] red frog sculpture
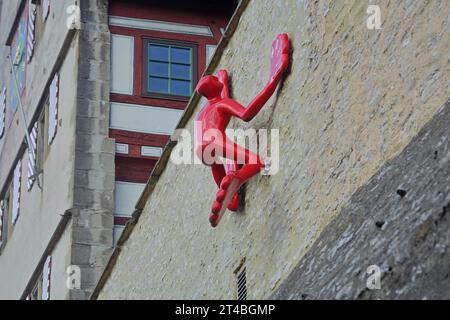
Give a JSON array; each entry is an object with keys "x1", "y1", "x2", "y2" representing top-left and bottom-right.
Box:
[{"x1": 194, "y1": 34, "x2": 290, "y2": 227}]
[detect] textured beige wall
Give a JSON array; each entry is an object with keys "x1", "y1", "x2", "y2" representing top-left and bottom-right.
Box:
[{"x1": 99, "y1": 0, "x2": 450, "y2": 299}]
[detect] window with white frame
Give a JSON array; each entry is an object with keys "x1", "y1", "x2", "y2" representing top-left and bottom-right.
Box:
[
  {"x1": 0, "y1": 87, "x2": 6, "y2": 139},
  {"x1": 113, "y1": 181, "x2": 145, "y2": 244},
  {"x1": 235, "y1": 261, "x2": 247, "y2": 300},
  {"x1": 48, "y1": 73, "x2": 59, "y2": 145},
  {"x1": 42, "y1": 255, "x2": 51, "y2": 300},
  {"x1": 12, "y1": 160, "x2": 22, "y2": 225},
  {"x1": 27, "y1": 121, "x2": 39, "y2": 190},
  {"x1": 0, "y1": 200, "x2": 5, "y2": 250},
  {"x1": 0, "y1": 182, "x2": 13, "y2": 252},
  {"x1": 42, "y1": 0, "x2": 50, "y2": 21},
  {"x1": 10, "y1": 5, "x2": 28, "y2": 114},
  {"x1": 0, "y1": 154, "x2": 26, "y2": 252},
  {"x1": 29, "y1": 273, "x2": 43, "y2": 300},
  {"x1": 27, "y1": 0, "x2": 37, "y2": 63},
  {"x1": 36, "y1": 109, "x2": 47, "y2": 179},
  {"x1": 143, "y1": 39, "x2": 197, "y2": 100},
  {"x1": 28, "y1": 255, "x2": 51, "y2": 300},
  {"x1": 111, "y1": 34, "x2": 134, "y2": 95}
]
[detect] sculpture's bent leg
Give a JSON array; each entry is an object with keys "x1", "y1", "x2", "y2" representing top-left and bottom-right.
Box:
[
  {"x1": 211, "y1": 162, "x2": 239, "y2": 211},
  {"x1": 223, "y1": 160, "x2": 239, "y2": 211}
]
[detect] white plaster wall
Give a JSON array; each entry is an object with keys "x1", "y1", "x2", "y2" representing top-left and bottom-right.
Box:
[{"x1": 0, "y1": 0, "x2": 79, "y2": 297}]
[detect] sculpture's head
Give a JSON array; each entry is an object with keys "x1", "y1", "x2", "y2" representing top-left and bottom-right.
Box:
[{"x1": 196, "y1": 75, "x2": 223, "y2": 100}]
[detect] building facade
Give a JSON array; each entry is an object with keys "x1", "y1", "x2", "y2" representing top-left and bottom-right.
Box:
[
  {"x1": 0, "y1": 0, "x2": 236, "y2": 299},
  {"x1": 107, "y1": 0, "x2": 233, "y2": 243}
]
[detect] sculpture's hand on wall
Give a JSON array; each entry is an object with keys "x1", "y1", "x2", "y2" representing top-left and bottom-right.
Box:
[
  {"x1": 230, "y1": 34, "x2": 290, "y2": 122},
  {"x1": 270, "y1": 33, "x2": 289, "y2": 81}
]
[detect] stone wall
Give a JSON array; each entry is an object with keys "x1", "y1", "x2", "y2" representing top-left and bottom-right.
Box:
[
  {"x1": 272, "y1": 100, "x2": 450, "y2": 300},
  {"x1": 98, "y1": 0, "x2": 450, "y2": 299}
]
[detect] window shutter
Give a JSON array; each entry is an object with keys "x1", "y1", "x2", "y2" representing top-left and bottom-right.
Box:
[
  {"x1": 48, "y1": 73, "x2": 59, "y2": 145},
  {"x1": 27, "y1": 121, "x2": 38, "y2": 190},
  {"x1": 27, "y1": 2, "x2": 37, "y2": 63},
  {"x1": 42, "y1": 255, "x2": 51, "y2": 300},
  {"x1": 206, "y1": 45, "x2": 217, "y2": 66},
  {"x1": 12, "y1": 160, "x2": 21, "y2": 225},
  {"x1": 0, "y1": 87, "x2": 5, "y2": 138},
  {"x1": 0, "y1": 200, "x2": 4, "y2": 248},
  {"x1": 42, "y1": 0, "x2": 50, "y2": 21}
]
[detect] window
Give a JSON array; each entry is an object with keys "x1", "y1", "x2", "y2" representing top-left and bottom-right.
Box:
[
  {"x1": 113, "y1": 181, "x2": 145, "y2": 244},
  {"x1": 36, "y1": 109, "x2": 47, "y2": 176},
  {"x1": 110, "y1": 102, "x2": 183, "y2": 135},
  {"x1": 34, "y1": 0, "x2": 49, "y2": 53},
  {"x1": 111, "y1": 34, "x2": 134, "y2": 95},
  {"x1": 0, "y1": 200, "x2": 4, "y2": 249},
  {"x1": 48, "y1": 73, "x2": 59, "y2": 145},
  {"x1": 30, "y1": 274, "x2": 43, "y2": 300},
  {"x1": 27, "y1": 2, "x2": 37, "y2": 63},
  {"x1": 42, "y1": 255, "x2": 51, "y2": 300},
  {"x1": 0, "y1": 87, "x2": 6, "y2": 139},
  {"x1": 27, "y1": 102, "x2": 47, "y2": 191},
  {"x1": 0, "y1": 156, "x2": 25, "y2": 252},
  {"x1": 12, "y1": 160, "x2": 22, "y2": 225},
  {"x1": 0, "y1": 186, "x2": 12, "y2": 252},
  {"x1": 42, "y1": 0, "x2": 50, "y2": 21},
  {"x1": 206, "y1": 44, "x2": 217, "y2": 66},
  {"x1": 143, "y1": 39, "x2": 197, "y2": 100},
  {"x1": 28, "y1": 255, "x2": 51, "y2": 300}
]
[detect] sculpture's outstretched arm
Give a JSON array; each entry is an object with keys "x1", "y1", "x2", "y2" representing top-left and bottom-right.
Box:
[{"x1": 229, "y1": 34, "x2": 289, "y2": 122}]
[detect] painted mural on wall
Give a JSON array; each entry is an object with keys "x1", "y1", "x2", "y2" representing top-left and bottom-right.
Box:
[
  {"x1": 194, "y1": 34, "x2": 290, "y2": 227},
  {"x1": 10, "y1": 5, "x2": 28, "y2": 115}
]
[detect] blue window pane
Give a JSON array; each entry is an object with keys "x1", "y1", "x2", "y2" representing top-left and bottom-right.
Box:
[
  {"x1": 171, "y1": 47, "x2": 191, "y2": 64},
  {"x1": 149, "y1": 45, "x2": 169, "y2": 61},
  {"x1": 149, "y1": 77, "x2": 169, "y2": 94},
  {"x1": 149, "y1": 61, "x2": 169, "y2": 77},
  {"x1": 171, "y1": 80, "x2": 191, "y2": 96},
  {"x1": 171, "y1": 64, "x2": 191, "y2": 80}
]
